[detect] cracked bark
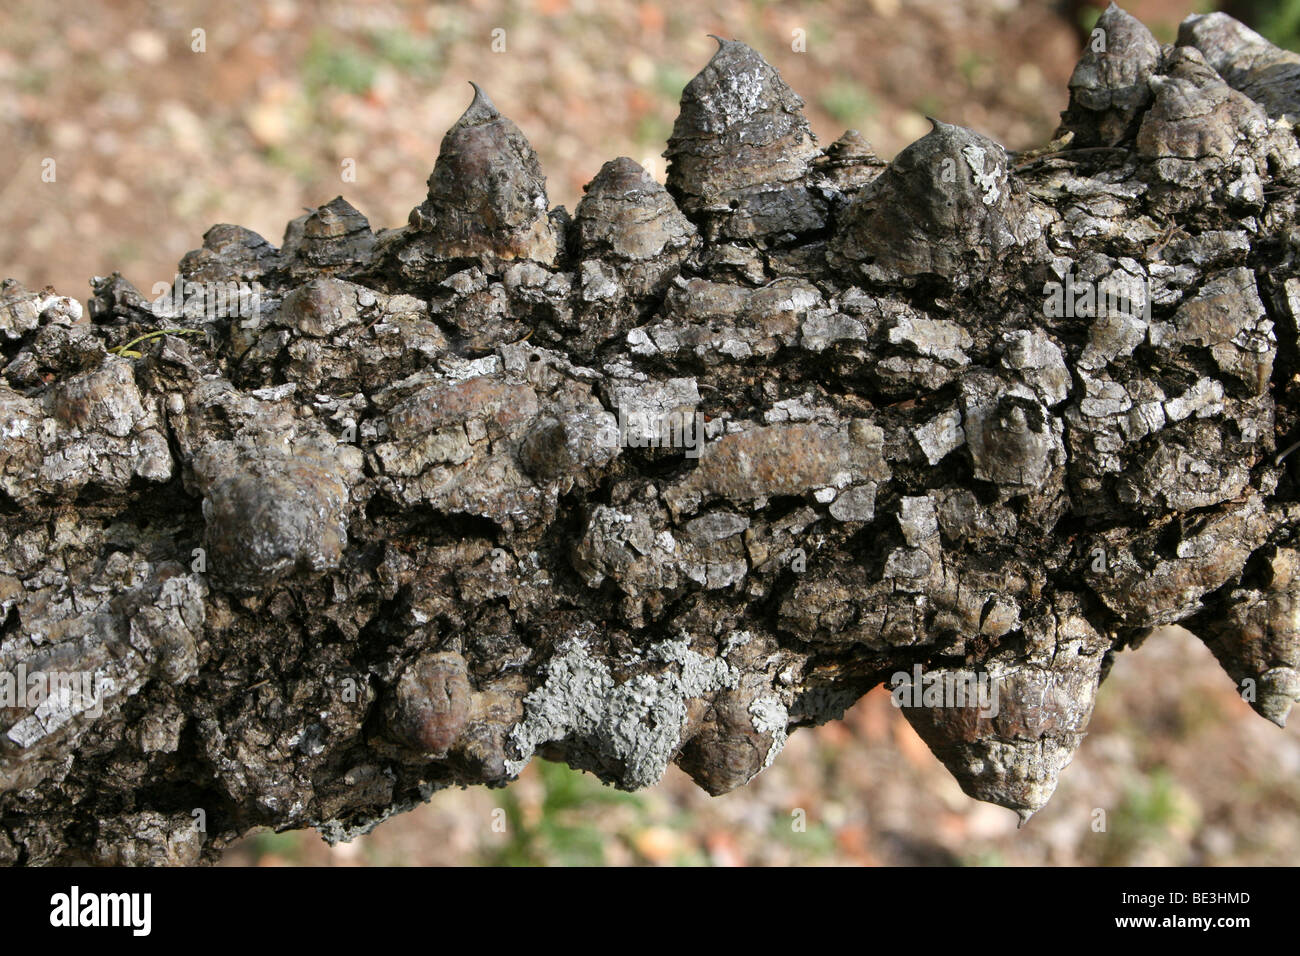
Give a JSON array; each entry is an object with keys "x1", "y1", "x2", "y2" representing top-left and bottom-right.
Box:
[{"x1": 3, "y1": 5, "x2": 1300, "y2": 865}]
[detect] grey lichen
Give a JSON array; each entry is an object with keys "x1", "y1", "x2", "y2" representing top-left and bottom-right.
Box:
[{"x1": 504, "y1": 635, "x2": 738, "y2": 789}]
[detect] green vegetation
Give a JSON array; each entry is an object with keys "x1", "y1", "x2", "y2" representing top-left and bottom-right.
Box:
[
  {"x1": 110, "y1": 327, "x2": 204, "y2": 358},
  {"x1": 819, "y1": 79, "x2": 875, "y2": 126},
  {"x1": 958, "y1": 51, "x2": 991, "y2": 88},
  {"x1": 912, "y1": 93, "x2": 945, "y2": 121},
  {"x1": 767, "y1": 812, "x2": 837, "y2": 858},
  {"x1": 654, "y1": 63, "x2": 692, "y2": 104},
  {"x1": 487, "y1": 760, "x2": 646, "y2": 866},
  {"x1": 1094, "y1": 768, "x2": 1199, "y2": 865},
  {"x1": 244, "y1": 828, "x2": 303, "y2": 864},
  {"x1": 1259, "y1": 0, "x2": 1300, "y2": 52},
  {"x1": 301, "y1": 27, "x2": 447, "y2": 100},
  {"x1": 303, "y1": 32, "x2": 377, "y2": 97}
]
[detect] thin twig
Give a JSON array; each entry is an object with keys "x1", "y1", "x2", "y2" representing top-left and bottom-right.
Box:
[{"x1": 109, "y1": 327, "x2": 204, "y2": 356}]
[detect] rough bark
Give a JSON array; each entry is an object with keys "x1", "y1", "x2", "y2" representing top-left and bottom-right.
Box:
[{"x1": 3, "y1": 5, "x2": 1300, "y2": 864}]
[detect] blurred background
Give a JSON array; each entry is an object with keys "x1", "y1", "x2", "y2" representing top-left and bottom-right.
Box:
[{"x1": 2, "y1": 0, "x2": 1298, "y2": 865}]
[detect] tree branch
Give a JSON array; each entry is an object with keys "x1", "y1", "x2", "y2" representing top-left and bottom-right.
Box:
[{"x1": 1, "y1": 6, "x2": 1298, "y2": 864}]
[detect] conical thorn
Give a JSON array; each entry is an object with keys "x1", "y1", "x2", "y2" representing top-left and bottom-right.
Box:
[{"x1": 463, "y1": 81, "x2": 500, "y2": 123}]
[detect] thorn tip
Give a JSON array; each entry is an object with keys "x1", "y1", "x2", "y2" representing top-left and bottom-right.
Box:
[{"x1": 460, "y1": 81, "x2": 500, "y2": 124}]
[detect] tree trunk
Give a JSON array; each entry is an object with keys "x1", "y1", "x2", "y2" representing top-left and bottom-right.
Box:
[{"x1": 2, "y1": 7, "x2": 1299, "y2": 865}]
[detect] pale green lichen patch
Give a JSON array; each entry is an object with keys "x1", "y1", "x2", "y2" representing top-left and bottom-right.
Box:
[
  {"x1": 504, "y1": 636, "x2": 738, "y2": 789},
  {"x1": 748, "y1": 695, "x2": 790, "y2": 770}
]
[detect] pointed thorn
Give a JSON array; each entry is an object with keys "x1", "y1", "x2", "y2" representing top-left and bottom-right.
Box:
[
  {"x1": 1016, "y1": 808, "x2": 1035, "y2": 828},
  {"x1": 706, "y1": 33, "x2": 727, "y2": 49},
  {"x1": 464, "y1": 81, "x2": 499, "y2": 122}
]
